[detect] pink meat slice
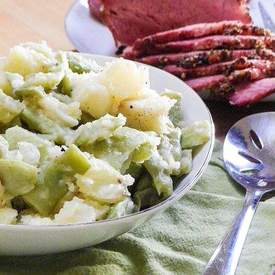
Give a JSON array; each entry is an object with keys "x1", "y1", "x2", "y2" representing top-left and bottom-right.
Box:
[
  {"x1": 136, "y1": 49, "x2": 257, "y2": 67},
  {"x1": 88, "y1": 0, "x2": 104, "y2": 22},
  {"x1": 185, "y1": 75, "x2": 226, "y2": 91},
  {"x1": 163, "y1": 58, "x2": 268, "y2": 79},
  {"x1": 245, "y1": 59, "x2": 275, "y2": 71},
  {"x1": 148, "y1": 35, "x2": 273, "y2": 55},
  {"x1": 228, "y1": 67, "x2": 271, "y2": 83},
  {"x1": 163, "y1": 61, "x2": 235, "y2": 79},
  {"x1": 215, "y1": 67, "x2": 273, "y2": 97},
  {"x1": 133, "y1": 21, "x2": 269, "y2": 51},
  {"x1": 185, "y1": 67, "x2": 271, "y2": 93},
  {"x1": 138, "y1": 51, "x2": 207, "y2": 66},
  {"x1": 229, "y1": 78, "x2": 275, "y2": 106},
  {"x1": 185, "y1": 62, "x2": 275, "y2": 96},
  {"x1": 101, "y1": 0, "x2": 251, "y2": 45},
  {"x1": 122, "y1": 35, "x2": 268, "y2": 58},
  {"x1": 257, "y1": 48, "x2": 275, "y2": 61}
]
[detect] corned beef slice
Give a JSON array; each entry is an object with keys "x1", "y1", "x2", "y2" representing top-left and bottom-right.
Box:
[
  {"x1": 137, "y1": 49, "x2": 257, "y2": 67},
  {"x1": 257, "y1": 48, "x2": 275, "y2": 61},
  {"x1": 163, "y1": 61, "x2": 235, "y2": 79},
  {"x1": 163, "y1": 58, "x2": 272, "y2": 80},
  {"x1": 185, "y1": 75, "x2": 225, "y2": 91},
  {"x1": 133, "y1": 21, "x2": 270, "y2": 51},
  {"x1": 228, "y1": 67, "x2": 268, "y2": 83},
  {"x1": 133, "y1": 35, "x2": 273, "y2": 56},
  {"x1": 100, "y1": 0, "x2": 251, "y2": 45},
  {"x1": 186, "y1": 61, "x2": 275, "y2": 94},
  {"x1": 229, "y1": 78, "x2": 275, "y2": 106},
  {"x1": 123, "y1": 34, "x2": 275, "y2": 59}
]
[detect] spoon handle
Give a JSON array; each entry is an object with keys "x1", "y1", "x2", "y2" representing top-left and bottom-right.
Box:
[{"x1": 203, "y1": 189, "x2": 263, "y2": 275}]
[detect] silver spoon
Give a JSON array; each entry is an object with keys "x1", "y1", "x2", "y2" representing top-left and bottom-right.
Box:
[{"x1": 204, "y1": 112, "x2": 275, "y2": 275}]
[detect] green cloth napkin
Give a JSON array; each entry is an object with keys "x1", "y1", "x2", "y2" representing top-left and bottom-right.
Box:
[{"x1": 0, "y1": 141, "x2": 275, "y2": 275}]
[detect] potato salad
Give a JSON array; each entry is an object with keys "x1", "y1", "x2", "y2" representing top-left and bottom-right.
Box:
[{"x1": 0, "y1": 42, "x2": 210, "y2": 225}]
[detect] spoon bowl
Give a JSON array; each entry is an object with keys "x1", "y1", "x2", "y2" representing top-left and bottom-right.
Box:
[
  {"x1": 204, "y1": 112, "x2": 275, "y2": 275},
  {"x1": 224, "y1": 112, "x2": 275, "y2": 192}
]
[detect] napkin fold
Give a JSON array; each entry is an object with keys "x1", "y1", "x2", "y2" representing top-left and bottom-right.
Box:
[{"x1": 0, "y1": 141, "x2": 274, "y2": 275}]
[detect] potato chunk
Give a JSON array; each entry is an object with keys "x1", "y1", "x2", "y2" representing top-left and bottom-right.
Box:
[
  {"x1": 97, "y1": 58, "x2": 149, "y2": 113},
  {"x1": 5, "y1": 42, "x2": 56, "y2": 77},
  {"x1": 119, "y1": 95, "x2": 176, "y2": 133},
  {"x1": 72, "y1": 74, "x2": 112, "y2": 118},
  {"x1": 99, "y1": 58, "x2": 149, "y2": 99}
]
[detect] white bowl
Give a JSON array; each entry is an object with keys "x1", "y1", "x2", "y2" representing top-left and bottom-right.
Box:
[{"x1": 0, "y1": 54, "x2": 215, "y2": 255}]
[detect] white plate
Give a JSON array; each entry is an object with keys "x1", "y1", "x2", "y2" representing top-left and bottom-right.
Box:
[
  {"x1": 65, "y1": 0, "x2": 116, "y2": 55},
  {"x1": 65, "y1": 0, "x2": 275, "y2": 102},
  {"x1": 0, "y1": 54, "x2": 214, "y2": 255}
]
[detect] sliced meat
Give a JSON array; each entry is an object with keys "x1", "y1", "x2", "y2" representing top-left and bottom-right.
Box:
[
  {"x1": 163, "y1": 61, "x2": 235, "y2": 79},
  {"x1": 218, "y1": 67, "x2": 275, "y2": 96},
  {"x1": 229, "y1": 67, "x2": 270, "y2": 83},
  {"x1": 257, "y1": 48, "x2": 275, "y2": 61},
  {"x1": 186, "y1": 68, "x2": 270, "y2": 94},
  {"x1": 146, "y1": 35, "x2": 273, "y2": 55},
  {"x1": 137, "y1": 51, "x2": 207, "y2": 66},
  {"x1": 229, "y1": 78, "x2": 275, "y2": 106},
  {"x1": 121, "y1": 46, "x2": 139, "y2": 59},
  {"x1": 228, "y1": 60, "x2": 275, "y2": 83},
  {"x1": 122, "y1": 35, "x2": 266, "y2": 58},
  {"x1": 102, "y1": 0, "x2": 251, "y2": 45},
  {"x1": 186, "y1": 61, "x2": 275, "y2": 96},
  {"x1": 133, "y1": 21, "x2": 269, "y2": 51},
  {"x1": 245, "y1": 59, "x2": 275, "y2": 71},
  {"x1": 163, "y1": 58, "x2": 267, "y2": 80},
  {"x1": 137, "y1": 49, "x2": 257, "y2": 67},
  {"x1": 88, "y1": 0, "x2": 104, "y2": 22},
  {"x1": 185, "y1": 75, "x2": 226, "y2": 91},
  {"x1": 216, "y1": 67, "x2": 271, "y2": 96}
]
